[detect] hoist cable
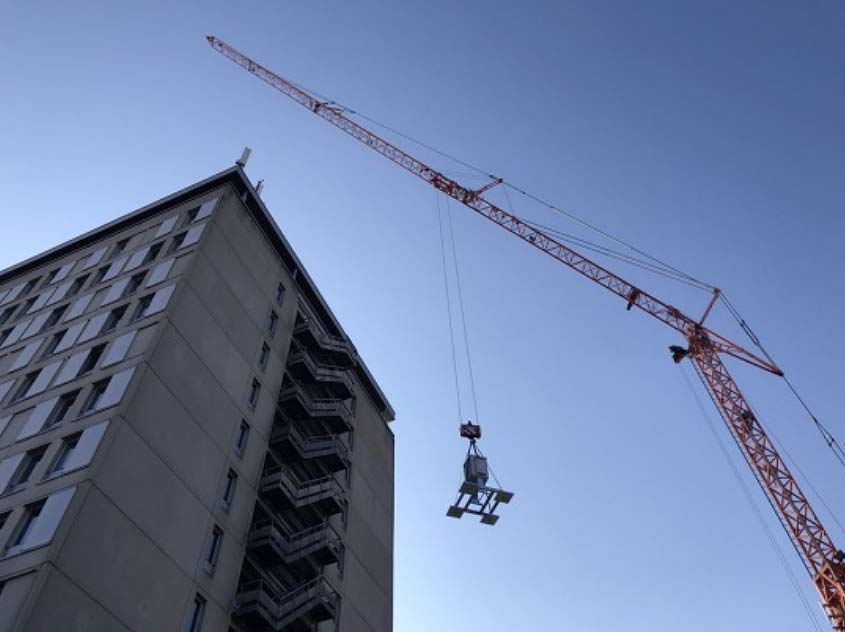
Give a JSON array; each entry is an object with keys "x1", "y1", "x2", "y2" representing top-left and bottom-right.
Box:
[
  {"x1": 289, "y1": 75, "x2": 715, "y2": 296},
  {"x1": 503, "y1": 182, "x2": 716, "y2": 291},
  {"x1": 435, "y1": 193, "x2": 464, "y2": 423},
  {"x1": 444, "y1": 198, "x2": 481, "y2": 425},
  {"x1": 313, "y1": 92, "x2": 713, "y2": 292},
  {"x1": 520, "y1": 218, "x2": 714, "y2": 291},
  {"x1": 679, "y1": 365, "x2": 826, "y2": 632}
]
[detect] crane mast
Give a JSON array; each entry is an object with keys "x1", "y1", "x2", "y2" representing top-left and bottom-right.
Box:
[{"x1": 207, "y1": 35, "x2": 845, "y2": 629}]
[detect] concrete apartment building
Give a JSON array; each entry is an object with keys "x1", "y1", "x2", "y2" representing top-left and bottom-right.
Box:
[{"x1": 0, "y1": 166, "x2": 395, "y2": 632}]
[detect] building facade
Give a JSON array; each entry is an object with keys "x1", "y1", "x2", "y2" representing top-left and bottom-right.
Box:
[{"x1": 0, "y1": 166, "x2": 395, "y2": 632}]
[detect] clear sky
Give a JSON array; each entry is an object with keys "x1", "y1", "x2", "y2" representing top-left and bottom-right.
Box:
[{"x1": 2, "y1": 1, "x2": 844, "y2": 630}]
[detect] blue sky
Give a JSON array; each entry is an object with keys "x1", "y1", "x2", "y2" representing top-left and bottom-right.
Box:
[{"x1": 2, "y1": 1, "x2": 844, "y2": 630}]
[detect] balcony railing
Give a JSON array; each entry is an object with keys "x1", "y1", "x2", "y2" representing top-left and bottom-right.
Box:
[
  {"x1": 287, "y1": 347, "x2": 354, "y2": 398},
  {"x1": 293, "y1": 305, "x2": 356, "y2": 362},
  {"x1": 278, "y1": 381, "x2": 353, "y2": 433},
  {"x1": 271, "y1": 415, "x2": 349, "y2": 472},
  {"x1": 261, "y1": 465, "x2": 345, "y2": 517},
  {"x1": 234, "y1": 577, "x2": 339, "y2": 630},
  {"x1": 248, "y1": 518, "x2": 342, "y2": 569}
]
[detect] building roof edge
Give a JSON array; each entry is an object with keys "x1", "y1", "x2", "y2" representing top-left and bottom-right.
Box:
[{"x1": 0, "y1": 165, "x2": 395, "y2": 423}]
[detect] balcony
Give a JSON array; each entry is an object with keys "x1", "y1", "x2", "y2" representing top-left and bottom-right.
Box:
[
  {"x1": 248, "y1": 518, "x2": 342, "y2": 573},
  {"x1": 233, "y1": 577, "x2": 338, "y2": 632},
  {"x1": 260, "y1": 465, "x2": 345, "y2": 518},
  {"x1": 278, "y1": 381, "x2": 353, "y2": 434},
  {"x1": 271, "y1": 415, "x2": 349, "y2": 473},
  {"x1": 293, "y1": 314, "x2": 355, "y2": 365},
  {"x1": 287, "y1": 347, "x2": 354, "y2": 399}
]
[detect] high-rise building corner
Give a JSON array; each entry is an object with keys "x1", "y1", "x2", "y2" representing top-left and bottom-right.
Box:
[{"x1": 0, "y1": 166, "x2": 395, "y2": 632}]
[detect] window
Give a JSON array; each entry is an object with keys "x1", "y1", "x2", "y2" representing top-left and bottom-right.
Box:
[
  {"x1": 64, "y1": 293, "x2": 93, "y2": 322},
  {"x1": 268, "y1": 311, "x2": 279, "y2": 338},
  {"x1": 78, "y1": 344, "x2": 105, "y2": 375},
  {"x1": 0, "y1": 306, "x2": 15, "y2": 326},
  {"x1": 181, "y1": 224, "x2": 205, "y2": 249},
  {"x1": 83, "y1": 246, "x2": 107, "y2": 270},
  {"x1": 1, "y1": 283, "x2": 25, "y2": 306},
  {"x1": 234, "y1": 420, "x2": 249, "y2": 456},
  {"x1": 6, "y1": 446, "x2": 47, "y2": 492},
  {"x1": 145, "y1": 259, "x2": 174, "y2": 287},
  {"x1": 92, "y1": 266, "x2": 109, "y2": 285},
  {"x1": 182, "y1": 207, "x2": 200, "y2": 227},
  {"x1": 101, "y1": 331, "x2": 135, "y2": 367},
  {"x1": 66, "y1": 274, "x2": 89, "y2": 299},
  {"x1": 54, "y1": 344, "x2": 105, "y2": 385},
  {"x1": 47, "y1": 422, "x2": 107, "y2": 476},
  {"x1": 0, "y1": 319, "x2": 30, "y2": 349},
  {"x1": 10, "y1": 340, "x2": 41, "y2": 372},
  {"x1": 41, "y1": 330, "x2": 65, "y2": 358},
  {"x1": 184, "y1": 594, "x2": 206, "y2": 632},
  {"x1": 54, "y1": 321, "x2": 86, "y2": 354},
  {"x1": 196, "y1": 199, "x2": 216, "y2": 221},
  {"x1": 81, "y1": 380, "x2": 108, "y2": 413},
  {"x1": 101, "y1": 305, "x2": 127, "y2": 334},
  {"x1": 107, "y1": 238, "x2": 129, "y2": 262},
  {"x1": 21, "y1": 313, "x2": 49, "y2": 339},
  {"x1": 258, "y1": 343, "x2": 270, "y2": 370},
  {"x1": 78, "y1": 313, "x2": 108, "y2": 343},
  {"x1": 0, "y1": 380, "x2": 14, "y2": 402},
  {"x1": 12, "y1": 372, "x2": 38, "y2": 403},
  {"x1": 143, "y1": 242, "x2": 163, "y2": 265},
  {"x1": 20, "y1": 362, "x2": 61, "y2": 399},
  {"x1": 102, "y1": 256, "x2": 128, "y2": 282},
  {"x1": 123, "y1": 272, "x2": 146, "y2": 297},
  {"x1": 27, "y1": 288, "x2": 57, "y2": 314},
  {"x1": 5, "y1": 487, "x2": 75, "y2": 555},
  {"x1": 248, "y1": 379, "x2": 260, "y2": 410},
  {"x1": 154, "y1": 215, "x2": 178, "y2": 239},
  {"x1": 43, "y1": 268, "x2": 59, "y2": 287},
  {"x1": 125, "y1": 243, "x2": 162, "y2": 272},
  {"x1": 167, "y1": 233, "x2": 186, "y2": 255},
  {"x1": 130, "y1": 295, "x2": 153, "y2": 322},
  {"x1": 20, "y1": 277, "x2": 41, "y2": 299},
  {"x1": 203, "y1": 526, "x2": 223, "y2": 574},
  {"x1": 21, "y1": 297, "x2": 37, "y2": 314},
  {"x1": 220, "y1": 469, "x2": 237, "y2": 511},
  {"x1": 49, "y1": 433, "x2": 80, "y2": 475},
  {"x1": 8, "y1": 500, "x2": 45, "y2": 548},
  {"x1": 46, "y1": 390, "x2": 80, "y2": 429},
  {"x1": 275, "y1": 282, "x2": 286, "y2": 306},
  {"x1": 52, "y1": 261, "x2": 76, "y2": 284},
  {"x1": 131, "y1": 285, "x2": 174, "y2": 321},
  {"x1": 81, "y1": 369, "x2": 133, "y2": 413},
  {"x1": 42, "y1": 304, "x2": 68, "y2": 332}
]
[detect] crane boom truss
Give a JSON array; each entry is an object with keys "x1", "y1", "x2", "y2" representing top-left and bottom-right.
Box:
[{"x1": 207, "y1": 35, "x2": 845, "y2": 629}]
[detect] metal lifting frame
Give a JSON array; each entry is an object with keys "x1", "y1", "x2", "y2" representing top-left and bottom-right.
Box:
[{"x1": 207, "y1": 35, "x2": 845, "y2": 628}]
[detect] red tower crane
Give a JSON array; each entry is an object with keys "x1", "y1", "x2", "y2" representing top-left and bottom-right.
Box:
[{"x1": 207, "y1": 35, "x2": 845, "y2": 629}]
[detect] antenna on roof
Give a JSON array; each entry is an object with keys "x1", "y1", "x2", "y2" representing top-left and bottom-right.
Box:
[{"x1": 236, "y1": 147, "x2": 252, "y2": 168}]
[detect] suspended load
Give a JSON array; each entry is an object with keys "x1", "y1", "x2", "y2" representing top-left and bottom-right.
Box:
[{"x1": 447, "y1": 422, "x2": 513, "y2": 525}]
